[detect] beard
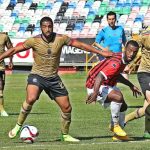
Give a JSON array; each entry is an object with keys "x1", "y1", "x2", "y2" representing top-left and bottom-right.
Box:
[{"x1": 42, "y1": 31, "x2": 54, "y2": 42}]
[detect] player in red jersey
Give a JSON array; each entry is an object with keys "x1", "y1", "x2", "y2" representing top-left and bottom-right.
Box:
[{"x1": 86, "y1": 40, "x2": 142, "y2": 141}]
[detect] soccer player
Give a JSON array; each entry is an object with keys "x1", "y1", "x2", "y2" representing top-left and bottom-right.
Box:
[
  {"x1": 125, "y1": 26, "x2": 150, "y2": 139},
  {"x1": 93, "y1": 11, "x2": 129, "y2": 79},
  {"x1": 0, "y1": 32, "x2": 13, "y2": 116},
  {"x1": 0, "y1": 17, "x2": 112, "y2": 142},
  {"x1": 86, "y1": 40, "x2": 141, "y2": 141}
]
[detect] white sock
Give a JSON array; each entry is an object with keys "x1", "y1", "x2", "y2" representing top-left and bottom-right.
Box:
[
  {"x1": 110, "y1": 101, "x2": 122, "y2": 125},
  {"x1": 119, "y1": 111, "x2": 125, "y2": 128}
]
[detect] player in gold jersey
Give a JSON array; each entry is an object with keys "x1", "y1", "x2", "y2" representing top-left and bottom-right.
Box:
[
  {"x1": 0, "y1": 32, "x2": 13, "y2": 117},
  {"x1": 0, "y1": 17, "x2": 113, "y2": 142},
  {"x1": 125, "y1": 26, "x2": 150, "y2": 139}
]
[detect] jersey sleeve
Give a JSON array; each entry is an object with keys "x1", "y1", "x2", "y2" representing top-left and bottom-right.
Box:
[
  {"x1": 95, "y1": 29, "x2": 104, "y2": 43},
  {"x1": 62, "y1": 35, "x2": 71, "y2": 45},
  {"x1": 5, "y1": 35, "x2": 13, "y2": 48},
  {"x1": 23, "y1": 38, "x2": 35, "y2": 49},
  {"x1": 122, "y1": 28, "x2": 127, "y2": 44},
  {"x1": 100, "y1": 60, "x2": 121, "y2": 80}
]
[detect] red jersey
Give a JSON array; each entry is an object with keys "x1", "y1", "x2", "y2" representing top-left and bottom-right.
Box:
[{"x1": 86, "y1": 53, "x2": 126, "y2": 88}]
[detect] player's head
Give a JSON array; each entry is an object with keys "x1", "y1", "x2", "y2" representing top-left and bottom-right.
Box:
[
  {"x1": 107, "y1": 11, "x2": 116, "y2": 28},
  {"x1": 40, "y1": 17, "x2": 53, "y2": 37},
  {"x1": 124, "y1": 40, "x2": 139, "y2": 63}
]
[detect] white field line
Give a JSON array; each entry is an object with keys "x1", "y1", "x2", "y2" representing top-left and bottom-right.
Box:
[{"x1": 1, "y1": 140, "x2": 150, "y2": 149}]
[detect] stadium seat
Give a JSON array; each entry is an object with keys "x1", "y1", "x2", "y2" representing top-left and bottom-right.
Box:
[
  {"x1": 0, "y1": 0, "x2": 149, "y2": 39},
  {"x1": 64, "y1": 30, "x2": 72, "y2": 37},
  {"x1": 0, "y1": 24, "x2": 4, "y2": 32},
  {"x1": 18, "y1": 0, "x2": 25, "y2": 3},
  {"x1": 79, "y1": 29, "x2": 89, "y2": 38},
  {"x1": 23, "y1": 31, "x2": 32, "y2": 38},
  {"x1": 8, "y1": 31, "x2": 16, "y2": 38},
  {"x1": 71, "y1": 30, "x2": 80, "y2": 38}
]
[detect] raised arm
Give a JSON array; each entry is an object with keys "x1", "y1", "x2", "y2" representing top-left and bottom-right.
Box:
[
  {"x1": 69, "y1": 39, "x2": 113, "y2": 58},
  {"x1": 0, "y1": 44, "x2": 27, "y2": 62}
]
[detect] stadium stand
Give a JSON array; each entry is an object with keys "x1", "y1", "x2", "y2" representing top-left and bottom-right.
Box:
[{"x1": 0, "y1": 0, "x2": 149, "y2": 38}]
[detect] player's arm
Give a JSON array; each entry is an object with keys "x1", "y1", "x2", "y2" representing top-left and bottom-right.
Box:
[
  {"x1": 86, "y1": 72, "x2": 104, "y2": 104},
  {"x1": 122, "y1": 29, "x2": 127, "y2": 47},
  {"x1": 0, "y1": 44, "x2": 26, "y2": 62},
  {"x1": 6, "y1": 38, "x2": 14, "y2": 69},
  {"x1": 93, "y1": 42, "x2": 109, "y2": 51},
  {"x1": 118, "y1": 74, "x2": 142, "y2": 97},
  {"x1": 69, "y1": 39, "x2": 113, "y2": 58}
]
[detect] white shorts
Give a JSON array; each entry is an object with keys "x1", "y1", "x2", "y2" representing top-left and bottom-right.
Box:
[{"x1": 87, "y1": 85, "x2": 120, "y2": 108}]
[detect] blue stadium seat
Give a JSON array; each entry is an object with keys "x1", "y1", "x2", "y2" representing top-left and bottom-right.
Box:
[
  {"x1": 84, "y1": 1, "x2": 93, "y2": 8},
  {"x1": 68, "y1": 2, "x2": 76, "y2": 9},
  {"x1": 10, "y1": 0, "x2": 17, "y2": 5}
]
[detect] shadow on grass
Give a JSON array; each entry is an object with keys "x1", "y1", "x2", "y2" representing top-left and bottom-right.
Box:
[
  {"x1": 128, "y1": 106, "x2": 143, "y2": 108},
  {"x1": 73, "y1": 135, "x2": 112, "y2": 141},
  {"x1": 9, "y1": 112, "x2": 49, "y2": 116}
]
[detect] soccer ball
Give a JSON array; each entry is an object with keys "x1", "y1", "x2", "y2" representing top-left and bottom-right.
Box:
[{"x1": 20, "y1": 125, "x2": 39, "y2": 143}]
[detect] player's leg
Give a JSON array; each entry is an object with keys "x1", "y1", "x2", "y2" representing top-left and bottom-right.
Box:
[
  {"x1": 144, "y1": 90, "x2": 150, "y2": 138},
  {"x1": 125, "y1": 100, "x2": 148, "y2": 124},
  {"x1": 119, "y1": 102, "x2": 128, "y2": 128},
  {"x1": 112, "y1": 102, "x2": 131, "y2": 141},
  {"x1": 137, "y1": 72, "x2": 150, "y2": 138},
  {"x1": 9, "y1": 74, "x2": 42, "y2": 138},
  {"x1": 107, "y1": 90, "x2": 127, "y2": 136},
  {"x1": 46, "y1": 75, "x2": 79, "y2": 142},
  {"x1": 55, "y1": 96, "x2": 79, "y2": 142},
  {"x1": 0, "y1": 71, "x2": 8, "y2": 116}
]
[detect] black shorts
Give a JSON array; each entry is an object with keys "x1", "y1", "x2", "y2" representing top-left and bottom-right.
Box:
[
  {"x1": 0, "y1": 71, "x2": 5, "y2": 81},
  {"x1": 137, "y1": 72, "x2": 150, "y2": 97},
  {"x1": 27, "y1": 74, "x2": 68, "y2": 100}
]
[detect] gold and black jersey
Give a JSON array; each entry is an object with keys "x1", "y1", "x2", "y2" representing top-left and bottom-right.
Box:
[
  {"x1": 0, "y1": 32, "x2": 12, "y2": 70},
  {"x1": 138, "y1": 29, "x2": 150, "y2": 73},
  {"x1": 23, "y1": 33, "x2": 71, "y2": 77}
]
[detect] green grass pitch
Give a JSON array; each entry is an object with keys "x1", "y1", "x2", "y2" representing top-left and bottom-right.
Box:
[{"x1": 0, "y1": 72, "x2": 150, "y2": 150}]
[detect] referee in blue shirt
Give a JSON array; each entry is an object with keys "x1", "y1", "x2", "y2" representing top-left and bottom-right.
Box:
[{"x1": 93, "y1": 11, "x2": 126, "y2": 60}]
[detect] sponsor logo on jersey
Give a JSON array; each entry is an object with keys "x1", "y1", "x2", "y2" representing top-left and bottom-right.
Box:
[
  {"x1": 112, "y1": 64, "x2": 116, "y2": 68},
  {"x1": 47, "y1": 49, "x2": 51, "y2": 54},
  {"x1": 33, "y1": 78, "x2": 37, "y2": 83}
]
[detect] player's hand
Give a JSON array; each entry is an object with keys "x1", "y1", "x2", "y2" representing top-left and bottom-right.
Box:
[
  {"x1": 130, "y1": 85, "x2": 142, "y2": 98},
  {"x1": 86, "y1": 93, "x2": 97, "y2": 104},
  {"x1": 99, "y1": 51, "x2": 113, "y2": 58}
]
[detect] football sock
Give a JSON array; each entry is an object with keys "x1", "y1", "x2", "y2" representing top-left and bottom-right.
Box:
[
  {"x1": 0, "y1": 90, "x2": 4, "y2": 112},
  {"x1": 119, "y1": 111, "x2": 125, "y2": 128},
  {"x1": 110, "y1": 101, "x2": 122, "y2": 125},
  {"x1": 125, "y1": 108, "x2": 145, "y2": 123},
  {"x1": 61, "y1": 111, "x2": 71, "y2": 135},
  {"x1": 18, "y1": 101, "x2": 32, "y2": 125},
  {"x1": 145, "y1": 104, "x2": 150, "y2": 133}
]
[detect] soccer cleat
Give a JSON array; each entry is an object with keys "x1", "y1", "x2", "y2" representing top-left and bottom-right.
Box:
[
  {"x1": 8, "y1": 124, "x2": 22, "y2": 139},
  {"x1": 143, "y1": 132, "x2": 150, "y2": 139},
  {"x1": 61, "y1": 134, "x2": 80, "y2": 142},
  {"x1": 112, "y1": 135, "x2": 132, "y2": 142},
  {"x1": 1, "y1": 110, "x2": 9, "y2": 116},
  {"x1": 112, "y1": 124, "x2": 127, "y2": 137},
  {"x1": 109, "y1": 123, "x2": 126, "y2": 132}
]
